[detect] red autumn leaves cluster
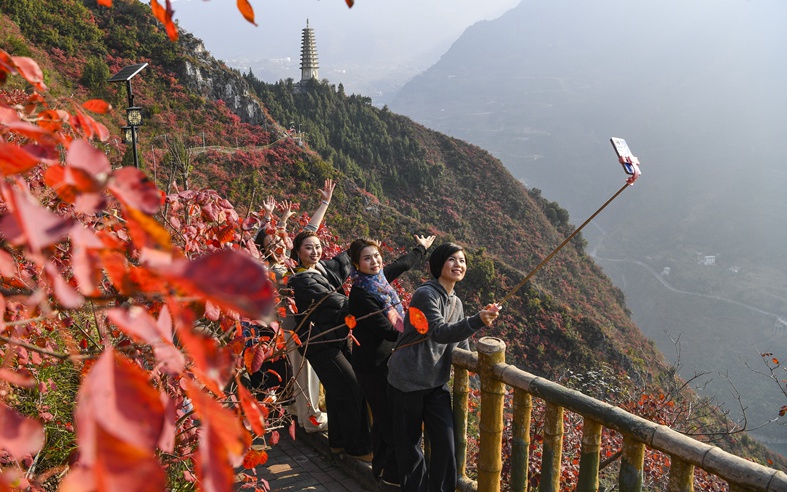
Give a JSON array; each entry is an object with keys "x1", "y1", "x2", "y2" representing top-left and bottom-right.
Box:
[{"x1": 0, "y1": 49, "x2": 280, "y2": 490}]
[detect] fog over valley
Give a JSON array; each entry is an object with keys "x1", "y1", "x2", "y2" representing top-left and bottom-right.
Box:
[{"x1": 390, "y1": 0, "x2": 787, "y2": 452}]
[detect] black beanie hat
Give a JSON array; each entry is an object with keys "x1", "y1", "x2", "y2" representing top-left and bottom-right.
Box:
[{"x1": 429, "y1": 242, "x2": 464, "y2": 279}]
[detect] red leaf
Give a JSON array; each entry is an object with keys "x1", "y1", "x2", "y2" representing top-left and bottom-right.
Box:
[
  {"x1": 345, "y1": 0, "x2": 354, "y2": 7},
  {"x1": 242, "y1": 448, "x2": 268, "y2": 468},
  {"x1": 0, "y1": 401, "x2": 44, "y2": 459},
  {"x1": 36, "y1": 109, "x2": 66, "y2": 133},
  {"x1": 0, "y1": 368, "x2": 35, "y2": 387},
  {"x1": 108, "y1": 167, "x2": 161, "y2": 214},
  {"x1": 97, "y1": 0, "x2": 112, "y2": 5},
  {"x1": 100, "y1": 251, "x2": 137, "y2": 295},
  {"x1": 1, "y1": 120, "x2": 55, "y2": 142},
  {"x1": 205, "y1": 300, "x2": 221, "y2": 321},
  {"x1": 150, "y1": 0, "x2": 179, "y2": 41},
  {"x1": 149, "y1": 0, "x2": 166, "y2": 22},
  {"x1": 11, "y1": 56, "x2": 46, "y2": 91},
  {"x1": 237, "y1": 380, "x2": 267, "y2": 436},
  {"x1": 123, "y1": 206, "x2": 173, "y2": 252},
  {"x1": 69, "y1": 226, "x2": 104, "y2": 296},
  {"x1": 75, "y1": 349, "x2": 165, "y2": 466},
  {"x1": 177, "y1": 326, "x2": 234, "y2": 394},
  {"x1": 20, "y1": 143, "x2": 58, "y2": 165},
  {"x1": 244, "y1": 344, "x2": 266, "y2": 374},
  {"x1": 269, "y1": 430, "x2": 279, "y2": 446},
  {"x1": 216, "y1": 224, "x2": 235, "y2": 245},
  {"x1": 81, "y1": 99, "x2": 112, "y2": 114},
  {"x1": 0, "y1": 105, "x2": 20, "y2": 125},
  {"x1": 157, "y1": 392, "x2": 176, "y2": 453},
  {"x1": 45, "y1": 261, "x2": 85, "y2": 308},
  {"x1": 0, "y1": 142, "x2": 44, "y2": 175},
  {"x1": 409, "y1": 306, "x2": 429, "y2": 334},
  {"x1": 93, "y1": 425, "x2": 166, "y2": 491},
  {"x1": 0, "y1": 185, "x2": 73, "y2": 255},
  {"x1": 157, "y1": 250, "x2": 275, "y2": 320},
  {"x1": 345, "y1": 314, "x2": 356, "y2": 330},
  {"x1": 106, "y1": 306, "x2": 185, "y2": 374},
  {"x1": 156, "y1": 305, "x2": 174, "y2": 341},
  {"x1": 286, "y1": 296, "x2": 298, "y2": 314},
  {"x1": 236, "y1": 0, "x2": 257, "y2": 26},
  {"x1": 185, "y1": 379, "x2": 249, "y2": 464},
  {"x1": 66, "y1": 139, "x2": 111, "y2": 185}
]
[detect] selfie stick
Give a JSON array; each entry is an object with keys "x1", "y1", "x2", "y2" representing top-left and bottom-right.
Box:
[{"x1": 499, "y1": 142, "x2": 641, "y2": 306}]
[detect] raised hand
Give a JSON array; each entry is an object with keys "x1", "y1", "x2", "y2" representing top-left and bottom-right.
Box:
[
  {"x1": 261, "y1": 196, "x2": 276, "y2": 217},
  {"x1": 414, "y1": 234, "x2": 436, "y2": 250},
  {"x1": 319, "y1": 178, "x2": 336, "y2": 204},
  {"x1": 480, "y1": 303, "x2": 501, "y2": 327},
  {"x1": 280, "y1": 200, "x2": 295, "y2": 219}
]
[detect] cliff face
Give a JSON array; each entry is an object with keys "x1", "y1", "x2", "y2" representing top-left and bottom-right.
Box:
[{"x1": 175, "y1": 31, "x2": 267, "y2": 126}]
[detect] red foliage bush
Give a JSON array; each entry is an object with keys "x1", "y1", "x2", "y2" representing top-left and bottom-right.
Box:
[{"x1": 0, "y1": 49, "x2": 288, "y2": 491}]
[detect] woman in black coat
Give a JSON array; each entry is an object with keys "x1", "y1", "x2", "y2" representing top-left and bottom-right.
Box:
[
  {"x1": 288, "y1": 230, "x2": 372, "y2": 460},
  {"x1": 347, "y1": 234, "x2": 434, "y2": 486}
]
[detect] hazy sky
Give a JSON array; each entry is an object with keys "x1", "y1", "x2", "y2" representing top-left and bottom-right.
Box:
[{"x1": 143, "y1": 0, "x2": 520, "y2": 98}]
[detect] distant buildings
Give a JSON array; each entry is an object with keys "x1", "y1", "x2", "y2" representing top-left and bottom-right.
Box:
[{"x1": 699, "y1": 255, "x2": 716, "y2": 266}]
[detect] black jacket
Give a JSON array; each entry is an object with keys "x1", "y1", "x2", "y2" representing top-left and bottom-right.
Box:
[
  {"x1": 288, "y1": 251, "x2": 352, "y2": 355},
  {"x1": 348, "y1": 246, "x2": 426, "y2": 372}
]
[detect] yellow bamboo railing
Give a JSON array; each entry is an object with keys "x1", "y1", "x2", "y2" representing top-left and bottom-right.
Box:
[{"x1": 451, "y1": 337, "x2": 787, "y2": 492}]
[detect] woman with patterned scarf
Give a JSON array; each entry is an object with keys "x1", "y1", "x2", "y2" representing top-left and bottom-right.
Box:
[{"x1": 348, "y1": 234, "x2": 435, "y2": 487}]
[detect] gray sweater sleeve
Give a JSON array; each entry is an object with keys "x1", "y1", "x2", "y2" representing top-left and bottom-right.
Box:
[{"x1": 420, "y1": 287, "x2": 484, "y2": 343}]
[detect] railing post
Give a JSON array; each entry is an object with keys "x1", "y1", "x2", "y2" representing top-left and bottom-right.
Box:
[
  {"x1": 577, "y1": 418, "x2": 602, "y2": 492},
  {"x1": 453, "y1": 364, "x2": 472, "y2": 489},
  {"x1": 540, "y1": 402, "x2": 564, "y2": 492},
  {"x1": 619, "y1": 435, "x2": 644, "y2": 492},
  {"x1": 510, "y1": 388, "x2": 532, "y2": 492},
  {"x1": 667, "y1": 457, "x2": 694, "y2": 492},
  {"x1": 477, "y1": 337, "x2": 507, "y2": 492}
]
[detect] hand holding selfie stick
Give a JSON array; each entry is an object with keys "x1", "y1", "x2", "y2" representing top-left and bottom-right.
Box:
[{"x1": 498, "y1": 138, "x2": 641, "y2": 306}]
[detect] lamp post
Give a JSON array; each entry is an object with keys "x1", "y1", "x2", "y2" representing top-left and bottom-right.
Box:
[{"x1": 108, "y1": 63, "x2": 148, "y2": 168}]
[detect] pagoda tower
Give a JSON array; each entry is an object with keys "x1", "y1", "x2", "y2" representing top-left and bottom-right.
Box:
[{"x1": 299, "y1": 20, "x2": 319, "y2": 83}]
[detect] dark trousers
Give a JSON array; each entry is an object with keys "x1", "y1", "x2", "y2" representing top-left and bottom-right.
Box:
[
  {"x1": 389, "y1": 384, "x2": 456, "y2": 492},
  {"x1": 306, "y1": 345, "x2": 372, "y2": 456},
  {"x1": 356, "y1": 368, "x2": 398, "y2": 482}
]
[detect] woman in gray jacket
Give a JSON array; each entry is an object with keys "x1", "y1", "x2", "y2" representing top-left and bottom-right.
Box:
[{"x1": 387, "y1": 243, "x2": 500, "y2": 492}]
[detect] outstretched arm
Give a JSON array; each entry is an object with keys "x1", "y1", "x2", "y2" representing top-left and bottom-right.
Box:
[
  {"x1": 383, "y1": 234, "x2": 436, "y2": 282},
  {"x1": 305, "y1": 179, "x2": 335, "y2": 232}
]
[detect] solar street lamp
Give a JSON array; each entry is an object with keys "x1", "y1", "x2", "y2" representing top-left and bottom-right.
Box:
[{"x1": 108, "y1": 63, "x2": 148, "y2": 168}]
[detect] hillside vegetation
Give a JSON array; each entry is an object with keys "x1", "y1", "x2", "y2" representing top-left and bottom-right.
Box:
[{"x1": 1, "y1": 0, "x2": 785, "y2": 487}]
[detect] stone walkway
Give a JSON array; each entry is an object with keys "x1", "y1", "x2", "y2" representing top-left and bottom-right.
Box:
[{"x1": 242, "y1": 426, "x2": 396, "y2": 492}]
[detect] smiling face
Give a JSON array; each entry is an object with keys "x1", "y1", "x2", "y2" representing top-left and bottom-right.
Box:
[
  {"x1": 357, "y1": 245, "x2": 383, "y2": 275},
  {"x1": 262, "y1": 234, "x2": 285, "y2": 264},
  {"x1": 296, "y1": 235, "x2": 322, "y2": 268},
  {"x1": 440, "y1": 250, "x2": 467, "y2": 284}
]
